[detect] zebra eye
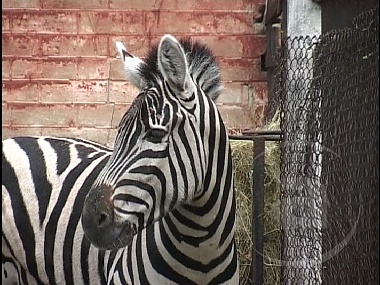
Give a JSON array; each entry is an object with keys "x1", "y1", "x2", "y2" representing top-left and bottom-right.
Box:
[{"x1": 145, "y1": 128, "x2": 166, "y2": 143}]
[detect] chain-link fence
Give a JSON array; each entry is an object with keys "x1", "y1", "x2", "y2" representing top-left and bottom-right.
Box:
[{"x1": 276, "y1": 5, "x2": 379, "y2": 285}]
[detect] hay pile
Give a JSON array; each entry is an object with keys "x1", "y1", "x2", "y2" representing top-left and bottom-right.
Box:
[{"x1": 231, "y1": 112, "x2": 281, "y2": 285}]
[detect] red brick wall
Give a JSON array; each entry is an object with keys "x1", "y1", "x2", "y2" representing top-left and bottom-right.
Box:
[{"x1": 2, "y1": 0, "x2": 267, "y2": 147}]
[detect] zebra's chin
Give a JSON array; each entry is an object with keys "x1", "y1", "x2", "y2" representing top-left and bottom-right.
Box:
[
  {"x1": 82, "y1": 214, "x2": 137, "y2": 250},
  {"x1": 81, "y1": 186, "x2": 138, "y2": 250}
]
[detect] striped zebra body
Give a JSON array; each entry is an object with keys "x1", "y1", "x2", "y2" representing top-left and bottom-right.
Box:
[
  {"x1": 2, "y1": 137, "x2": 111, "y2": 284},
  {"x1": 2, "y1": 34, "x2": 239, "y2": 284}
]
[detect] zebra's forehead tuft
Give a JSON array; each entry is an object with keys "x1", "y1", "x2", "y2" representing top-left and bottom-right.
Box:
[{"x1": 140, "y1": 37, "x2": 222, "y2": 101}]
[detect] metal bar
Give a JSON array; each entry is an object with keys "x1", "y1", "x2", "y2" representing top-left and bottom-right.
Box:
[
  {"x1": 228, "y1": 131, "x2": 281, "y2": 284},
  {"x1": 229, "y1": 134, "x2": 282, "y2": 142},
  {"x1": 242, "y1": 130, "x2": 282, "y2": 135},
  {"x1": 252, "y1": 137, "x2": 265, "y2": 285}
]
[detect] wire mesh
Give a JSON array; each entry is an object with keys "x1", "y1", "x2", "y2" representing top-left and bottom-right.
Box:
[{"x1": 275, "y1": 5, "x2": 379, "y2": 285}]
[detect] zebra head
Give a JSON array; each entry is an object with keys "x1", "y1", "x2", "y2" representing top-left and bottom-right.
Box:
[{"x1": 81, "y1": 34, "x2": 228, "y2": 250}]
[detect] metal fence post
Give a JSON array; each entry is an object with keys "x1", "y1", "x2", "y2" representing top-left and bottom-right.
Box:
[{"x1": 252, "y1": 136, "x2": 265, "y2": 285}]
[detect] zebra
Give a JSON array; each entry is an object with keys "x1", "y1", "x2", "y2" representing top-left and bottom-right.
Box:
[
  {"x1": 2, "y1": 137, "x2": 112, "y2": 285},
  {"x1": 2, "y1": 34, "x2": 239, "y2": 284}
]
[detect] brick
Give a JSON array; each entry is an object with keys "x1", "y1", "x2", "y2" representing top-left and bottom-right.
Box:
[
  {"x1": 2, "y1": 14, "x2": 10, "y2": 31},
  {"x1": 11, "y1": 11, "x2": 77, "y2": 34},
  {"x1": 147, "y1": 11, "x2": 254, "y2": 35},
  {"x1": 221, "y1": 82, "x2": 267, "y2": 107},
  {"x1": 110, "y1": 0, "x2": 263, "y2": 10},
  {"x1": 249, "y1": 102, "x2": 265, "y2": 128},
  {"x1": 246, "y1": 83, "x2": 267, "y2": 123},
  {"x1": 111, "y1": 35, "x2": 266, "y2": 59},
  {"x1": 2, "y1": 59, "x2": 11, "y2": 79},
  {"x1": 75, "y1": 81, "x2": 109, "y2": 103},
  {"x1": 217, "y1": 105, "x2": 255, "y2": 130},
  {"x1": 2, "y1": 0, "x2": 268, "y2": 135},
  {"x1": 109, "y1": 36, "x2": 149, "y2": 58},
  {"x1": 216, "y1": 82, "x2": 244, "y2": 105},
  {"x1": 39, "y1": 81, "x2": 108, "y2": 103},
  {"x1": 246, "y1": 82, "x2": 267, "y2": 128},
  {"x1": 109, "y1": 0, "x2": 157, "y2": 9},
  {"x1": 78, "y1": 12, "x2": 145, "y2": 34},
  {"x1": 251, "y1": 82, "x2": 268, "y2": 103},
  {"x1": 77, "y1": 58, "x2": 110, "y2": 80},
  {"x1": 42, "y1": 0, "x2": 108, "y2": 9},
  {"x1": 40, "y1": 127, "x2": 110, "y2": 145},
  {"x1": 2, "y1": 0, "x2": 40, "y2": 8},
  {"x1": 241, "y1": 35, "x2": 267, "y2": 59},
  {"x1": 219, "y1": 58, "x2": 266, "y2": 82},
  {"x1": 2, "y1": 34, "x2": 41, "y2": 56},
  {"x1": 2, "y1": 83, "x2": 10, "y2": 101},
  {"x1": 2, "y1": 127, "x2": 42, "y2": 140},
  {"x1": 241, "y1": 84, "x2": 255, "y2": 106},
  {"x1": 109, "y1": 38, "x2": 266, "y2": 81},
  {"x1": 2, "y1": 103, "x2": 11, "y2": 125},
  {"x1": 76, "y1": 104, "x2": 114, "y2": 127},
  {"x1": 109, "y1": 58, "x2": 125, "y2": 80},
  {"x1": 41, "y1": 35, "x2": 109, "y2": 57},
  {"x1": 39, "y1": 81, "x2": 71, "y2": 103},
  {"x1": 108, "y1": 81, "x2": 140, "y2": 103},
  {"x1": 2, "y1": 80, "x2": 39, "y2": 102},
  {"x1": 192, "y1": 35, "x2": 266, "y2": 58},
  {"x1": 10, "y1": 103, "x2": 77, "y2": 126},
  {"x1": 12, "y1": 58, "x2": 77, "y2": 80},
  {"x1": 106, "y1": 129, "x2": 118, "y2": 148},
  {"x1": 110, "y1": 103, "x2": 132, "y2": 127},
  {"x1": 12, "y1": 59, "x2": 39, "y2": 79},
  {"x1": 38, "y1": 59, "x2": 78, "y2": 79}
]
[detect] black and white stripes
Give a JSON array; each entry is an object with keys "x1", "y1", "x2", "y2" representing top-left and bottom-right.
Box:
[
  {"x1": 2, "y1": 34, "x2": 239, "y2": 285},
  {"x1": 2, "y1": 137, "x2": 111, "y2": 284}
]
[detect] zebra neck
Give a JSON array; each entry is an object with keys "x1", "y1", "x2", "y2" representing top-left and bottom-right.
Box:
[
  {"x1": 158, "y1": 133, "x2": 235, "y2": 258},
  {"x1": 158, "y1": 185, "x2": 235, "y2": 270},
  {"x1": 164, "y1": 178, "x2": 235, "y2": 247}
]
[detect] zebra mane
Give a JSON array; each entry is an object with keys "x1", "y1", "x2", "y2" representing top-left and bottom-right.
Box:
[{"x1": 141, "y1": 38, "x2": 222, "y2": 101}]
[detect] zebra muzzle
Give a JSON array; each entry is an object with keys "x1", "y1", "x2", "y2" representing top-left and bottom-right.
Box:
[{"x1": 81, "y1": 186, "x2": 136, "y2": 250}]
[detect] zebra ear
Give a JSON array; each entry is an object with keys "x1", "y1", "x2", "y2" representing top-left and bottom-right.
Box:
[
  {"x1": 157, "y1": 35, "x2": 192, "y2": 95},
  {"x1": 115, "y1": 41, "x2": 147, "y2": 90}
]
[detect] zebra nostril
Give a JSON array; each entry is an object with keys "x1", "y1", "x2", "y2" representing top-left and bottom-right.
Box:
[{"x1": 97, "y1": 212, "x2": 110, "y2": 228}]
